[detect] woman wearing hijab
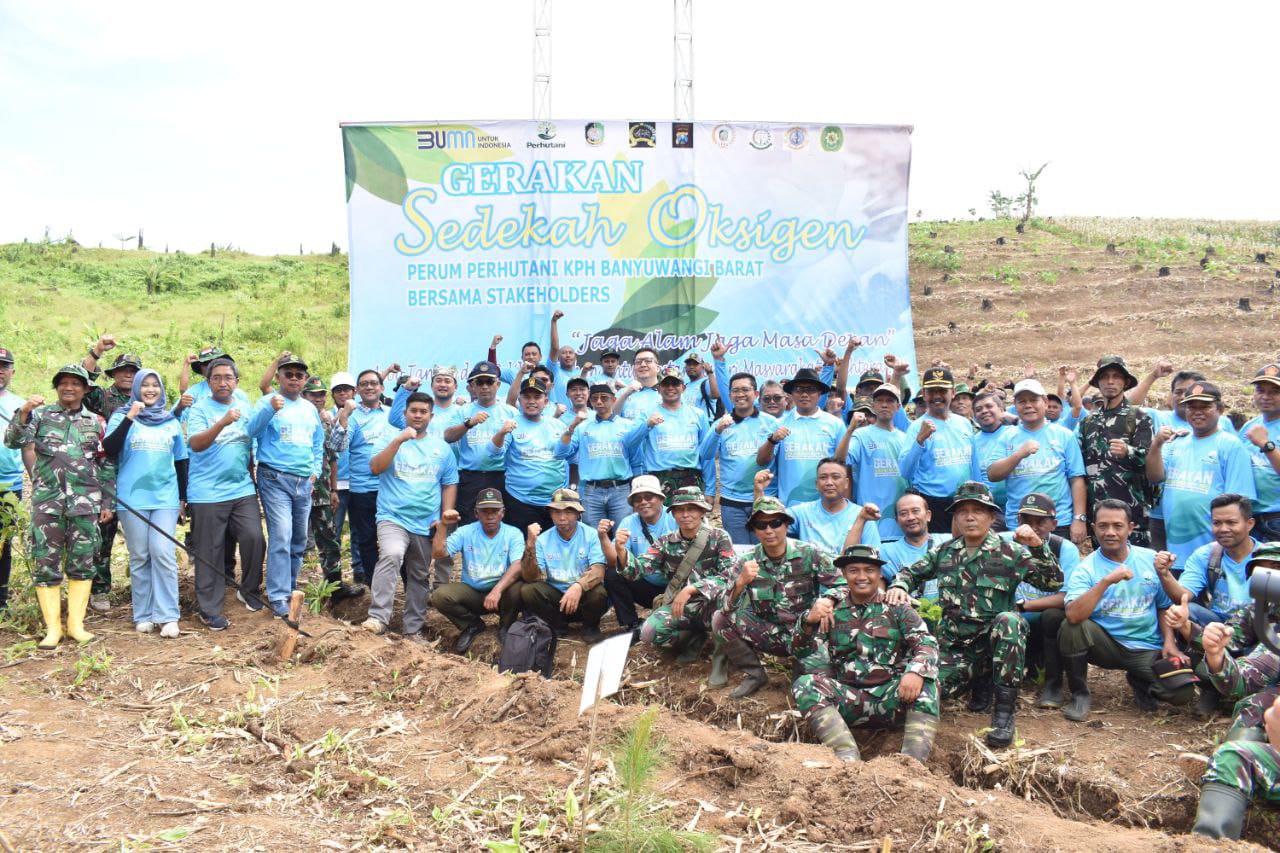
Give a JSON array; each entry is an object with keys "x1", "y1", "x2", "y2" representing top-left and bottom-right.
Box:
[{"x1": 104, "y1": 369, "x2": 188, "y2": 638}]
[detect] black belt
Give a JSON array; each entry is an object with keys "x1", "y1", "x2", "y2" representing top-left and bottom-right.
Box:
[
  {"x1": 720, "y1": 497, "x2": 752, "y2": 509},
  {"x1": 653, "y1": 467, "x2": 700, "y2": 477},
  {"x1": 583, "y1": 479, "x2": 627, "y2": 488}
]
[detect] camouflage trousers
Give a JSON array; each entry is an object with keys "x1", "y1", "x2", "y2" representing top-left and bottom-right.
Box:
[
  {"x1": 1227, "y1": 686, "x2": 1280, "y2": 737},
  {"x1": 793, "y1": 672, "x2": 941, "y2": 724},
  {"x1": 938, "y1": 612, "x2": 1027, "y2": 696},
  {"x1": 309, "y1": 502, "x2": 341, "y2": 577},
  {"x1": 711, "y1": 607, "x2": 823, "y2": 672},
  {"x1": 91, "y1": 512, "x2": 120, "y2": 593},
  {"x1": 30, "y1": 509, "x2": 100, "y2": 587},
  {"x1": 651, "y1": 468, "x2": 703, "y2": 505},
  {"x1": 639, "y1": 594, "x2": 716, "y2": 650},
  {"x1": 1203, "y1": 740, "x2": 1280, "y2": 803}
]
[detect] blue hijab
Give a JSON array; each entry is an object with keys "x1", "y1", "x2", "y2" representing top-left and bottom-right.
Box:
[{"x1": 114, "y1": 368, "x2": 177, "y2": 427}]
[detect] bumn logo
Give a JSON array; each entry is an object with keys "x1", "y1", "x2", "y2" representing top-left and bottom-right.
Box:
[{"x1": 418, "y1": 128, "x2": 476, "y2": 150}]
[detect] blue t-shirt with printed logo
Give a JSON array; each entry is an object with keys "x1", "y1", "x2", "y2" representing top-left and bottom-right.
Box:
[
  {"x1": 446, "y1": 521, "x2": 524, "y2": 591},
  {"x1": 789, "y1": 499, "x2": 882, "y2": 556},
  {"x1": 1179, "y1": 539, "x2": 1258, "y2": 621},
  {"x1": 374, "y1": 432, "x2": 459, "y2": 535},
  {"x1": 562, "y1": 416, "x2": 644, "y2": 483},
  {"x1": 970, "y1": 425, "x2": 1013, "y2": 513},
  {"x1": 1239, "y1": 414, "x2": 1280, "y2": 514},
  {"x1": 999, "y1": 531, "x2": 1081, "y2": 602},
  {"x1": 993, "y1": 421, "x2": 1085, "y2": 529},
  {"x1": 638, "y1": 403, "x2": 710, "y2": 473},
  {"x1": 0, "y1": 390, "x2": 26, "y2": 491},
  {"x1": 881, "y1": 533, "x2": 951, "y2": 596},
  {"x1": 1159, "y1": 430, "x2": 1255, "y2": 567},
  {"x1": 772, "y1": 409, "x2": 845, "y2": 506},
  {"x1": 106, "y1": 414, "x2": 188, "y2": 511},
  {"x1": 618, "y1": 508, "x2": 677, "y2": 585},
  {"x1": 898, "y1": 414, "x2": 974, "y2": 498},
  {"x1": 846, "y1": 424, "x2": 908, "y2": 540},
  {"x1": 1145, "y1": 408, "x2": 1237, "y2": 520},
  {"x1": 699, "y1": 411, "x2": 778, "y2": 503},
  {"x1": 246, "y1": 393, "x2": 323, "y2": 478},
  {"x1": 346, "y1": 405, "x2": 396, "y2": 494},
  {"x1": 446, "y1": 399, "x2": 520, "y2": 472},
  {"x1": 535, "y1": 522, "x2": 606, "y2": 592},
  {"x1": 488, "y1": 413, "x2": 569, "y2": 506},
  {"x1": 185, "y1": 397, "x2": 255, "y2": 504},
  {"x1": 1066, "y1": 545, "x2": 1170, "y2": 651}
]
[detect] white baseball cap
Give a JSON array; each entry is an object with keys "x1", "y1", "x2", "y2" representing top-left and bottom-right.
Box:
[
  {"x1": 1012, "y1": 379, "x2": 1046, "y2": 398},
  {"x1": 329, "y1": 371, "x2": 357, "y2": 391}
]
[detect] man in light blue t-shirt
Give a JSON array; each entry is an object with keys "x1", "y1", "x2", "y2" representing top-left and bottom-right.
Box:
[
  {"x1": 430, "y1": 487, "x2": 525, "y2": 652},
  {"x1": 839, "y1": 384, "x2": 908, "y2": 541},
  {"x1": 897, "y1": 366, "x2": 974, "y2": 533},
  {"x1": 1152, "y1": 492, "x2": 1259, "y2": 629},
  {"x1": 519, "y1": 487, "x2": 608, "y2": 643},
  {"x1": 1058, "y1": 500, "x2": 1195, "y2": 722},
  {"x1": 1240, "y1": 363, "x2": 1280, "y2": 541},
  {"x1": 756, "y1": 368, "x2": 844, "y2": 506},
  {"x1": 0, "y1": 345, "x2": 25, "y2": 613}
]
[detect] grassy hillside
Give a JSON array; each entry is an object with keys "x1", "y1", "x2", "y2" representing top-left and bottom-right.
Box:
[{"x1": 1, "y1": 217, "x2": 1278, "y2": 410}]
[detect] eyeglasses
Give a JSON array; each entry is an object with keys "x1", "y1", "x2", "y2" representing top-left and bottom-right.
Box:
[
  {"x1": 281, "y1": 370, "x2": 307, "y2": 379},
  {"x1": 634, "y1": 357, "x2": 657, "y2": 365},
  {"x1": 357, "y1": 380, "x2": 382, "y2": 388},
  {"x1": 749, "y1": 518, "x2": 788, "y2": 531},
  {"x1": 471, "y1": 377, "x2": 497, "y2": 386},
  {"x1": 730, "y1": 386, "x2": 754, "y2": 395},
  {"x1": 760, "y1": 395, "x2": 785, "y2": 403}
]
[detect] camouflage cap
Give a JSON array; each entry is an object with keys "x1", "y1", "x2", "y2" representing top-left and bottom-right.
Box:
[
  {"x1": 683, "y1": 352, "x2": 706, "y2": 365},
  {"x1": 196, "y1": 345, "x2": 230, "y2": 364},
  {"x1": 547, "y1": 487, "x2": 584, "y2": 513},
  {"x1": 952, "y1": 382, "x2": 975, "y2": 398},
  {"x1": 1181, "y1": 381, "x2": 1222, "y2": 404},
  {"x1": 857, "y1": 369, "x2": 886, "y2": 387},
  {"x1": 1250, "y1": 364, "x2": 1280, "y2": 389},
  {"x1": 833, "y1": 543, "x2": 887, "y2": 568},
  {"x1": 104, "y1": 352, "x2": 143, "y2": 374},
  {"x1": 302, "y1": 376, "x2": 327, "y2": 394},
  {"x1": 1016, "y1": 492, "x2": 1056, "y2": 518},
  {"x1": 947, "y1": 480, "x2": 999, "y2": 512},
  {"x1": 658, "y1": 366, "x2": 685, "y2": 384},
  {"x1": 1089, "y1": 355, "x2": 1138, "y2": 391},
  {"x1": 51, "y1": 363, "x2": 91, "y2": 387},
  {"x1": 748, "y1": 496, "x2": 795, "y2": 524},
  {"x1": 669, "y1": 486, "x2": 712, "y2": 512},
  {"x1": 1246, "y1": 541, "x2": 1280, "y2": 572},
  {"x1": 475, "y1": 487, "x2": 505, "y2": 509},
  {"x1": 850, "y1": 395, "x2": 875, "y2": 415}
]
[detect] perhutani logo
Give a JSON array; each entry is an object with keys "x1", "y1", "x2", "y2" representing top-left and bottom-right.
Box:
[
  {"x1": 820, "y1": 126, "x2": 843, "y2": 152},
  {"x1": 749, "y1": 128, "x2": 773, "y2": 150},
  {"x1": 584, "y1": 122, "x2": 604, "y2": 146},
  {"x1": 711, "y1": 124, "x2": 734, "y2": 147},
  {"x1": 417, "y1": 128, "x2": 511, "y2": 150},
  {"x1": 528, "y1": 121, "x2": 566, "y2": 149},
  {"x1": 784, "y1": 127, "x2": 807, "y2": 149}
]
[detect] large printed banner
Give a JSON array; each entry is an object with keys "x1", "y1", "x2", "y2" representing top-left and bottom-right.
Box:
[{"x1": 342, "y1": 120, "x2": 915, "y2": 384}]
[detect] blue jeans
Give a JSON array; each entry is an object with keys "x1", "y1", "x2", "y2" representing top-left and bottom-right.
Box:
[
  {"x1": 120, "y1": 507, "x2": 180, "y2": 624},
  {"x1": 720, "y1": 500, "x2": 756, "y2": 547},
  {"x1": 258, "y1": 466, "x2": 313, "y2": 608},
  {"x1": 581, "y1": 482, "x2": 630, "y2": 530},
  {"x1": 1188, "y1": 601, "x2": 1222, "y2": 628},
  {"x1": 336, "y1": 489, "x2": 361, "y2": 574}
]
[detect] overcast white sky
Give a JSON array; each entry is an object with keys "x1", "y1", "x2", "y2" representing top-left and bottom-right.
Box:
[{"x1": 1, "y1": 0, "x2": 1276, "y2": 255}]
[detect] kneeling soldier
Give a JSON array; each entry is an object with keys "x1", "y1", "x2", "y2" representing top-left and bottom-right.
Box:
[
  {"x1": 615, "y1": 487, "x2": 735, "y2": 674},
  {"x1": 430, "y1": 488, "x2": 526, "y2": 653},
  {"x1": 886, "y1": 481, "x2": 1063, "y2": 748},
  {"x1": 712, "y1": 496, "x2": 846, "y2": 698},
  {"x1": 792, "y1": 544, "x2": 940, "y2": 763}
]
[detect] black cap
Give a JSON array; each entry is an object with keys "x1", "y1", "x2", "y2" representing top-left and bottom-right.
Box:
[
  {"x1": 588, "y1": 383, "x2": 616, "y2": 397},
  {"x1": 278, "y1": 354, "x2": 308, "y2": 371},
  {"x1": 0, "y1": 347, "x2": 14, "y2": 365},
  {"x1": 475, "y1": 488, "x2": 504, "y2": 509},
  {"x1": 520, "y1": 376, "x2": 548, "y2": 394},
  {"x1": 1017, "y1": 492, "x2": 1056, "y2": 518},
  {"x1": 566, "y1": 377, "x2": 590, "y2": 390},
  {"x1": 1181, "y1": 381, "x2": 1222, "y2": 404},
  {"x1": 601, "y1": 350, "x2": 621, "y2": 360},
  {"x1": 468, "y1": 361, "x2": 500, "y2": 380},
  {"x1": 1152, "y1": 657, "x2": 1198, "y2": 689},
  {"x1": 782, "y1": 367, "x2": 831, "y2": 395},
  {"x1": 920, "y1": 367, "x2": 954, "y2": 390}
]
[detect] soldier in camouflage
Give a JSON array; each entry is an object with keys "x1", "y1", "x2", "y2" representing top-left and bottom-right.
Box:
[
  {"x1": 792, "y1": 544, "x2": 940, "y2": 763},
  {"x1": 1077, "y1": 356, "x2": 1155, "y2": 546},
  {"x1": 886, "y1": 480, "x2": 1063, "y2": 748},
  {"x1": 304, "y1": 376, "x2": 364, "y2": 602},
  {"x1": 1191, "y1": 620, "x2": 1280, "y2": 839},
  {"x1": 711, "y1": 496, "x2": 847, "y2": 698},
  {"x1": 80, "y1": 341, "x2": 142, "y2": 611},
  {"x1": 4, "y1": 364, "x2": 115, "y2": 648},
  {"x1": 615, "y1": 487, "x2": 735, "y2": 674}
]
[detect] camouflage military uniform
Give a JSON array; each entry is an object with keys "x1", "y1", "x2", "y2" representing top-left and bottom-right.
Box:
[
  {"x1": 791, "y1": 590, "x2": 941, "y2": 723},
  {"x1": 82, "y1": 382, "x2": 131, "y2": 421},
  {"x1": 888, "y1": 532, "x2": 1062, "y2": 693},
  {"x1": 1077, "y1": 400, "x2": 1154, "y2": 547},
  {"x1": 711, "y1": 539, "x2": 846, "y2": 665},
  {"x1": 1197, "y1": 642, "x2": 1280, "y2": 738},
  {"x1": 310, "y1": 418, "x2": 342, "y2": 578},
  {"x1": 4, "y1": 404, "x2": 113, "y2": 586},
  {"x1": 623, "y1": 525, "x2": 735, "y2": 649},
  {"x1": 83, "y1": 383, "x2": 132, "y2": 594},
  {"x1": 1201, "y1": 740, "x2": 1280, "y2": 806}
]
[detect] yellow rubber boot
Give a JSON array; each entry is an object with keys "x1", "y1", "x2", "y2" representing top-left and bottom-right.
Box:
[
  {"x1": 35, "y1": 585, "x2": 63, "y2": 649},
  {"x1": 65, "y1": 579, "x2": 96, "y2": 644}
]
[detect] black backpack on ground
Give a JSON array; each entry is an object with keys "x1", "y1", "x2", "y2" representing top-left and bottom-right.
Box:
[{"x1": 498, "y1": 615, "x2": 557, "y2": 678}]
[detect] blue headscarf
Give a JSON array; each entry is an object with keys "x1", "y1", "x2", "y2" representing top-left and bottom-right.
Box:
[{"x1": 114, "y1": 368, "x2": 177, "y2": 427}]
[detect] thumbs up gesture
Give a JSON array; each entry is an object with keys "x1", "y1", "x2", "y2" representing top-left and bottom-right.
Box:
[{"x1": 1162, "y1": 592, "x2": 1191, "y2": 638}]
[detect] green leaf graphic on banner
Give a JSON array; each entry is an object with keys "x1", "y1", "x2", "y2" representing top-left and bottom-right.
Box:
[
  {"x1": 343, "y1": 127, "x2": 408, "y2": 204},
  {"x1": 615, "y1": 301, "x2": 720, "y2": 335},
  {"x1": 615, "y1": 275, "x2": 719, "y2": 325},
  {"x1": 608, "y1": 218, "x2": 720, "y2": 337},
  {"x1": 365, "y1": 126, "x2": 455, "y2": 186}
]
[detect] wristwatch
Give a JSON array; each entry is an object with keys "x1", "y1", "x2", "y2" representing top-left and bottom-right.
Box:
[
  {"x1": 1262, "y1": 441, "x2": 1276, "y2": 454},
  {"x1": 1073, "y1": 514, "x2": 1087, "y2": 523}
]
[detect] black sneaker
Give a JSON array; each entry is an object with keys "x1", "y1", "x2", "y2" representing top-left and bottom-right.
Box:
[
  {"x1": 330, "y1": 582, "x2": 366, "y2": 602},
  {"x1": 454, "y1": 622, "x2": 485, "y2": 654},
  {"x1": 581, "y1": 625, "x2": 605, "y2": 645},
  {"x1": 199, "y1": 613, "x2": 231, "y2": 631},
  {"x1": 236, "y1": 590, "x2": 265, "y2": 612}
]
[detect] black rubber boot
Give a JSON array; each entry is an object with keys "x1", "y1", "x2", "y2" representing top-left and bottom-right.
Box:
[
  {"x1": 724, "y1": 636, "x2": 768, "y2": 698},
  {"x1": 966, "y1": 673, "x2": 993, "y2": 713},
  {"x1": 1036, "y1": 638, "x2": 1065, "y2": 708},
  {"x1": 1191, "y1": 782, "x2": 1248, "y2": 840},
  {"x1": 808, "y1": 706, "x2": 861, "y2": 762},
  {"x1": 1126, "y1": 671, "x2": 1159, "y2": 712},
  {"x1": 707, "y1": 639, "x2": 729, "y2": 689},
  {"x1": 1062, "y1": 653, "x2": 1092, "y2": 722},
  {"x1": 676, "y1": 630, "x2": 706, "y2": 664},
  {"x1": 986, "y1": 684, "x2": 1018, "y2": 748},
  {"x1": 1193, "y1": 685, "x2": 1223, "y2": 718},
  {"x1": 900, "y1": 710, "x2": 939, "y2": 763}
]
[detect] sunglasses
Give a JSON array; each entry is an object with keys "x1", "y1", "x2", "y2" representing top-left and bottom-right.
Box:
[
  {"x1": 471, "y1": 377, "x2": 497, "y2": 386},
  {"x1": 750, "y1": 518, "x2": 788, "y2": 531},
  {"x1": 281, "y1": 370, "x2": 307, "y2": 379},
  {"x1": 760, "y1": 395, "x2": 785, "y2": 403}
]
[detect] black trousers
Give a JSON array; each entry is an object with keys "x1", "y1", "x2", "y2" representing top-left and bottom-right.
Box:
[
  {"x1": 347, "y1": 490, "x2": 379, "y2": 583},
  {"x1": 191, "y1": 496, "x2": 266, "y2": 617},
  {"x1": 0, "y1": 488, "x2": 16, "y2": 610},
  {"x1": 456, "y1": 470, "x2": 507, "y2": 526},
  {"x1": 603, "y1": 567, "x2": 665, "y2": 628},
  {"x1": 922, "y1": 493, "x2": 953, "y2": 534},
  {"x1": 504, "y1": 497, "x2": 551, "y2": 539}
]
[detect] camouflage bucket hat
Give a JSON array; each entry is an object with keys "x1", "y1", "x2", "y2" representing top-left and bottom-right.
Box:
[
  {"x1": 850, "y1": 395, "x2": 875, "y2": 415},
  {"x1": 1089, "y1": 355, "x2": 1138, "y2": 391},
  {"x1": 952, "y1": 382, "x2": 975, "y2": 398},
  {"x1": 669, "y1": 486, "x2": 712, "y2": 512},
  {"x1": 833, "y1": 543, "x2": 886, "y2": 568},
  {"x1": 547, "y1": 487, "x2": 584, "y2": 513},
  {"x1": 51, "y1": 363, "x2": 91, "y2": 388},
  {"x1": 1246, "y1": 542, "x2": 1280, "y2": 572},
  {"x1": 302, "y1": 376, "x2": 327, "y2": 394},
  {"x1": 104, "y1": 353, "x2": 143, "y2": 374},
  {"x1": 748, "y1": 496, "x2": 795, "y2": 524},
  {"x1": 197, "y1": 345, "x2": 229, "y2": 364},
  {"x1": 947, "y1": 480, "x2": 999, "y2": 512}
]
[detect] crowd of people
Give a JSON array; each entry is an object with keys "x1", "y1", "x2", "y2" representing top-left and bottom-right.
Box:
[{"x1": 0, "y1": 310, "x2": 1278, "y2": 841}]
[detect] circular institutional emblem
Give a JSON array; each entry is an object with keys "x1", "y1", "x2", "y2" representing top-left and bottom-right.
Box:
[
  {"x1": 584, "y1": 122, "x2": 604, "y2": 146},
  {"x1": 784, "y1": 127, "x2": 807, "y2": 149},
  {"x1": 712, "y1": 124, "x2": 734, "y2": 147},
  {"x1": 537, "y1": 121, "x2": 557, "y2": 141},
  {"x1": 820, "y1": 125, "x2": 844, "y2": 152},
  {"x1": 749, "y1": 128, "x2": 773, "y2": 150}
]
